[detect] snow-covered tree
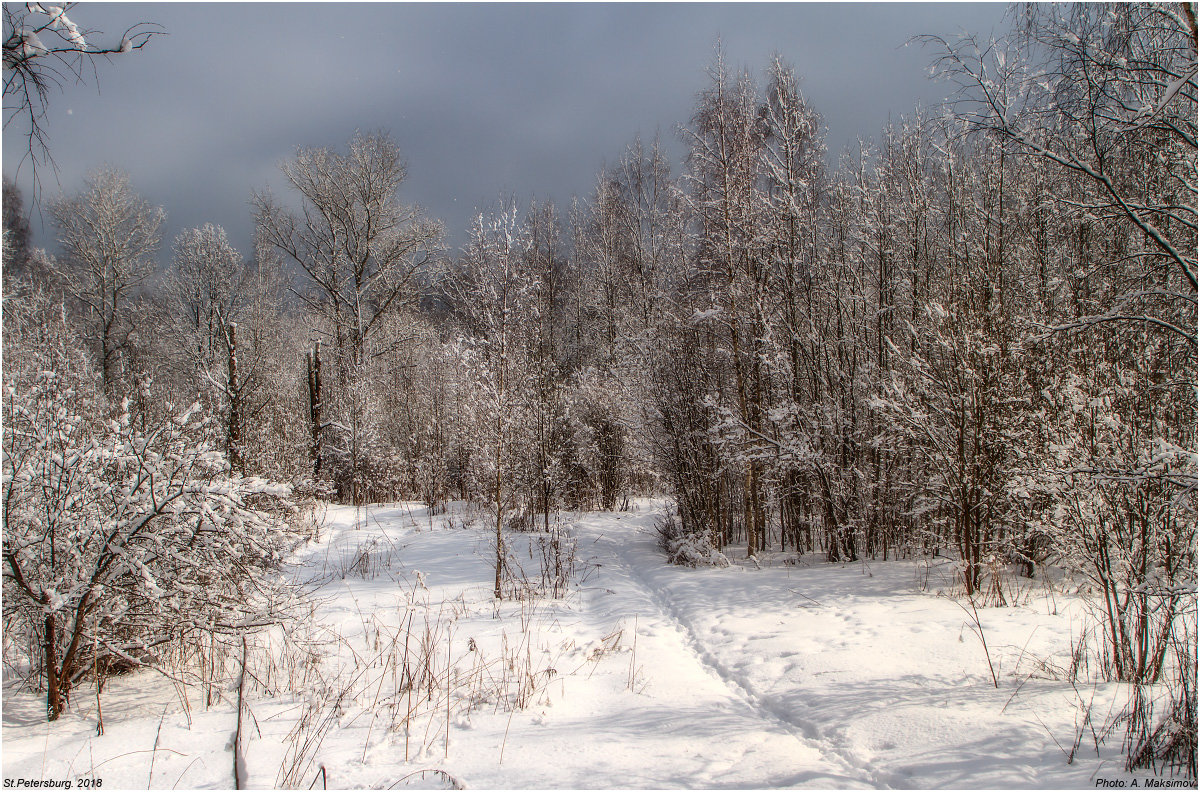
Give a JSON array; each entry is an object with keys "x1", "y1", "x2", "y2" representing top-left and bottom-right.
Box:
[
  {"x1": 253, "y1": 131, "x2": 443, "y2": 379},
  {"x1": 157, "y1": 224, "x2": 290, "y2": 475},
  {"x1": 48, "y1": 168, "x2": 163, "y2": 393},
  {"x1": 443, "y1": 203, "x2": 540, "y2": 598},
  {"x1": 253, "y1": 131, "x2": 443, "y2": 499},
  {"x1": 683, "y1": 49, "x2": 775, "y2": 556},
  {"x1": 2, "y1": 174, "x2": 32, "y2": 282}
]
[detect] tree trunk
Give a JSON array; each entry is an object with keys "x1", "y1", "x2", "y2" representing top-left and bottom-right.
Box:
[
  {"x1": 226, "y1": 322, "x2": 243, "y2": 474},
  {"x1": 307, "y1": 341, "x2": 323, "y2": 478},
  {"x1": 44, "y1": 610, "x2": 62, "y2": 721},
  {"x1": 494, "y1": 355, "x2": 505, "y2": 601}
]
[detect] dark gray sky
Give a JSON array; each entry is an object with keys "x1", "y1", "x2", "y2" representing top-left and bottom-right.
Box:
[{"x1": 4, "y1": 2, "x2": 1009, "y2": 261}]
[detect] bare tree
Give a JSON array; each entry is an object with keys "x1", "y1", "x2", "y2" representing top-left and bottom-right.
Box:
[
  {"x1": 49, "y1": 168, "x2": 163, "y2": 392},
  {"x1": 160, "y1": 224, "x2": 283, "y2": 473},
  {"x1": 253, "y1": 131, "x2": 442, "y2": 497},
  {"x1": 253, "y1": 131, "x2": 443, "y2": 379}
]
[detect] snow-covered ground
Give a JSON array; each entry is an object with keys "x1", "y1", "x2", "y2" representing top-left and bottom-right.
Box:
[{"x1": 3, "y1": 501, "x2": 1152, "y2": 788}]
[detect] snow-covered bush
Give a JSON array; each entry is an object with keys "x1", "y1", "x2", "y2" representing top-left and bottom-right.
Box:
[
  {"x1": 2, "y1": 288, "x2": 298, "y2": 721},
  {"x1": 1011, "y1": 363, "x2": 1197, "y2": 685},
  {"x1": 656, "y1": 514, "x2": 729, "y2": 568},
  {"x1": 1121, "y1": 632, "x2": 1197, "y2": 778},
  {"x1": 557, "y1": 368, "x2": 632, "y2": 512}
]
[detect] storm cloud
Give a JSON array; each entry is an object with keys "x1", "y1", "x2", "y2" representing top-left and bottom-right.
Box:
[{"x1": 3, "y1": 2, "x2": 1009, "y2": 260}]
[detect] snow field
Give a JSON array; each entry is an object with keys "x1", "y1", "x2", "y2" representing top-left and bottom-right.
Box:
[{"x1": 3, "y1": 501, "x2": 1144, "y2": 788}]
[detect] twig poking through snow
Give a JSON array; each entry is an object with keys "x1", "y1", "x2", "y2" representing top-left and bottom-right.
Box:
[{"x1": 958, "y1": 597, "x2": 999, "y2": 688}]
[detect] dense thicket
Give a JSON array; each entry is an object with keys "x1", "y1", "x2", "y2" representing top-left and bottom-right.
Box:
[
  {"x1": 3, "y1": 3, "x2": 1194, "y2": 768},
  {"x1": 2, "y1": 286, "x2": 299, "y2": 722}
]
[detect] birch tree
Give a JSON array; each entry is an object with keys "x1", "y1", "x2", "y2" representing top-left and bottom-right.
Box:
[
  {"x1": 443, "y1": 204, "x2": 538, "y2": 598},
  {"x1": 49, "y1": 168, "x2": 163, "y2": 393}
]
